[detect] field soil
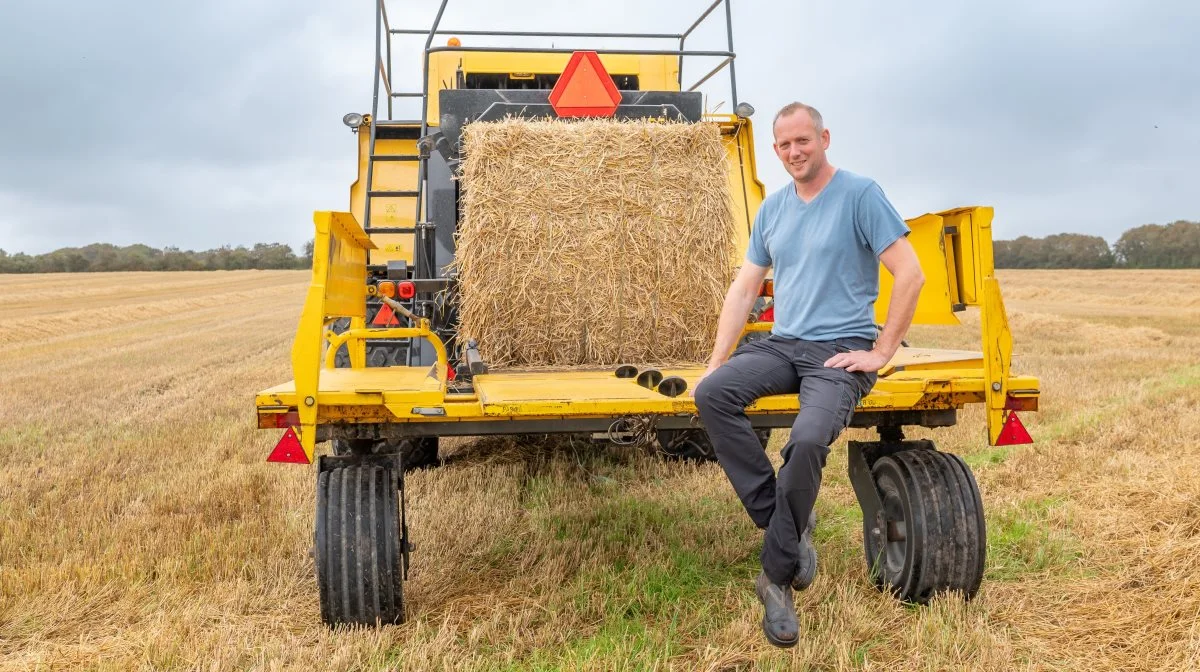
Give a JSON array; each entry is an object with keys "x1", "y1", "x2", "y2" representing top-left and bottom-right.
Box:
[{"x1": 1, "y1": 269, "x2": 1198, "y2": 671}]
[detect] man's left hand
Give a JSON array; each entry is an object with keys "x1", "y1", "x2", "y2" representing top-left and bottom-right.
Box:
[{"x1": 824, "y1": 348, "x2": 891, "y2": 373}]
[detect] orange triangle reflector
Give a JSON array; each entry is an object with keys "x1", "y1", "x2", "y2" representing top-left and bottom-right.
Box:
[
  {"x1": 372, "y1": 303, "x2": 399, "y2": 326},
  {"x1": 267, "y1": 427, "x2": 310, "y2": 464},
  {"x1": 549, "y1": 51, "x2": 622, "y2": 118},
  {"x1": 996, "y1": 411, "x2": 1033, "y2": 446}
]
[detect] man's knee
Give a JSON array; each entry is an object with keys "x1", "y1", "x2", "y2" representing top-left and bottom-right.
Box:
[
  {"x1": 788, "y1": 421, "x2": 831, "y2": 449},
  {"x1": 694, "y1": 375, "x2": 730, "y2": 416},
  {"x1": 783, "y1": 437, "x2": 829, "y2": 466}
]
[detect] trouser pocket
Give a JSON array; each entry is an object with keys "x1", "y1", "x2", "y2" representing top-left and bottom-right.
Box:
[{"x1": 837, "y1": 370, "x2": 877, "y2": 428}]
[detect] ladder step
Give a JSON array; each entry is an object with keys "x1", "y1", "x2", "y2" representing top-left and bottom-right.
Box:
[
  {"x1": 368, "y1": 190, "x2": 419, "y2": 198},
  {"x1": 370, "y1": 154, "x2": 421, "y2": 161},
  {"x1": 365, "y1": 227, "x2": 416, "y2": 234}
]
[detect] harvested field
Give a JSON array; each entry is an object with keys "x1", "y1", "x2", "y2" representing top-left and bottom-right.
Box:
[{"x1": 1, "y1": 269, "x2": 1198, "y2": 671}]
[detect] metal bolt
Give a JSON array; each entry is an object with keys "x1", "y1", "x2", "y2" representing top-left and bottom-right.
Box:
[
  {"x1": 991, "y1": 382, "x2": 1002, "y2": 392},
  {"x1": 304, "y1": 396, "x2": 316, "y2": 407}
]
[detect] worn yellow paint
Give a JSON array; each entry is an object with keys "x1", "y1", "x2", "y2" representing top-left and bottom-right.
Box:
[{"x1": 260, "y1": 345, "x2": 1038, "y2": 427}]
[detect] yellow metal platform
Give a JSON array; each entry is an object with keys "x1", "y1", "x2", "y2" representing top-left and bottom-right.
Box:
[
  {"x1": 257, "y1": 347, "x2": 1037, "y2": 425},
  {"x1": 260, "y1": 207, "x2": 1041, "y2": 461}
]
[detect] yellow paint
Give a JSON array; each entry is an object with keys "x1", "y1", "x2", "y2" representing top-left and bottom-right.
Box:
[
  {"x1": 876, "y1": 213, "x2": 960, "y2": 326},
  {"x1": 715, "y1": 115, "x2": 766, "y2": 266},
  {"x1": 290, "y1": 211, "x2": 376, "y2": 460},
  {"x1": 350, "y1": 128, "x2": 419, "y2": 265},
  {"x1": 258, "y1": 360, "x2": 1039, "y2": 424}
]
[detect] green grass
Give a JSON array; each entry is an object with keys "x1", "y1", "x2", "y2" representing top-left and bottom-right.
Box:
[{"x1": 986, "y1": 496, "x2": 1083, "y2": 581}]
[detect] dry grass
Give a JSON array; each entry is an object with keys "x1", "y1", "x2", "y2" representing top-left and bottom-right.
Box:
[
  {"x1": 1, "y1": 268, "x2": 1198, "y2": 671},
  {"x1": 454, "y1": 119, "x2": 735, "y2": 367}
]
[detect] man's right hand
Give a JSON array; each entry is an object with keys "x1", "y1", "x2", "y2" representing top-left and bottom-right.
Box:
[{"x1": 690, "y1": 362, "x2": 723, "y2": 397}]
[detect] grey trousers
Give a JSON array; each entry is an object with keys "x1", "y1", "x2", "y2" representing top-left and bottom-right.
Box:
[{"x1": 694, "y1": 334, "x2": 876, "y2": 585}]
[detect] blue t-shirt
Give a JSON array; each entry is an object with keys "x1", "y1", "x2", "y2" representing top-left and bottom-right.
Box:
[{"x1": 746, "y1": 170, "x2": 910, "y2": 342}]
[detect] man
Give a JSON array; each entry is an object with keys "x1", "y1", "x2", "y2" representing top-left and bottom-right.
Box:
[{"x1": 692, "y1": 102, "x2": 925, "y2": 648}]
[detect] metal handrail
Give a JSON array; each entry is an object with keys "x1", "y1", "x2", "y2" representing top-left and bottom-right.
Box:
[
  {"x1": 378, "y1": 0, "x2": 740, "y2": 126},
  {"x1": 392, "y1": 28, "x2": 683, "y2": 39},
  {"x1": 682, "y1": 0, "x2": 725, "y2": 41},
  {"x1": 686, "y1": 56, "x2": 734, "y2": 92},
  {"x1": 380, "y1": 0, "x2": 392, "y2": 118},
  {"x1": 377, "y1": 55, "x2": 392, "y2": 99},
  {"x1": 423, "y1": 46, "x2": 734, "y2": 57}
]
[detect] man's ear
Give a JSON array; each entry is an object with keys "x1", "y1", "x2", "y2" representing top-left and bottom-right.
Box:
[{"x1": 821, "y1": 128, "x2": 831, "y2": 149}]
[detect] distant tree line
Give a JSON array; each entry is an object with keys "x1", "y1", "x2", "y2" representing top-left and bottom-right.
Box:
[
  {"x1": 0, "y1": 241, "x2": 315, "y2": 274},
  {"x1": 994, "y1": 221, "x2": 1200, "y2": 269}
]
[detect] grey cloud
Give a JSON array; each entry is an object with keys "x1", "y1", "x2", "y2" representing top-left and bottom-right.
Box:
[{"x1": 0, "y1": 0, "x2": 1196, "y2": 253}]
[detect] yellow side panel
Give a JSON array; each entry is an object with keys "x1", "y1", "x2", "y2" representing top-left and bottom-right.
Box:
[
  {"x1": 876, "y1": 214, "x2": 960, "y2": 326},
  {"x1": 718, "y1": 116, "x2": 766, "y2": 268},
  {"x1": 940, "y1": 206, "x2": 995, "y2": 307},
  {"x1": 349, "y1": 131, "x2": 419, "y2": 265},
  {"x1": 325, "y1": 212, "x2": 373, "y2": 317},
  {"x1": 291, "y1": 211, "x2": 376, "y2": 459}
]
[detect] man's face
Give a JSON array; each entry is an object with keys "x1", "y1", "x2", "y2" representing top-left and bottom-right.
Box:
[{"x1": 772, "y1": 111, "x2": 831, "y2": 183}]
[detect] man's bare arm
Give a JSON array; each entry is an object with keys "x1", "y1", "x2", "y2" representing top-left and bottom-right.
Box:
[
  {"x1": 691, "y1": 261, "x2": 769, "y2": 393},
  {"x1": 825, "y1": 237, "x2": 924, "y2": 372}
]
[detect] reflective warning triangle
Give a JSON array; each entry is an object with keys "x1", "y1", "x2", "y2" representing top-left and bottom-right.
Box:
[
  {"x1": 372, "y1": 303, "x2": 400, "y2": 326},
  {"x1": 267, "y1": 427, "x2": 310, "y2": 464},
  {"x1": 549, "y1": 51, "x2": 622, "y2": 117},
  {"x1": 996, "y1": 411, "x2": 1033, "y2": 446}
]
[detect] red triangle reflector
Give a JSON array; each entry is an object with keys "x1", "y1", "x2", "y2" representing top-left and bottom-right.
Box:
[
  {"x1": 549, "y1": 51, "x2": 622, "y2": 118},
  {"x1": 996, "y1": 411, "x2": 1033, "y2": 446},
  {"x1": 267, "y1": 427, "x2": 310, "y2": 464},
  {"x1": 372, "y1": 303, "x2": 400, "y2": 326}
]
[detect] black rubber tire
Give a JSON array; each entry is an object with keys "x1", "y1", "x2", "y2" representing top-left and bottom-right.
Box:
[
  {"x1": 656, "y1": 428, "x2": 771, "y2": 462},
  {"x1": 331, "y1": 437, "x2": 439, "y2": 471},
  {"x1": 331, "y1": 316, "x2": 410, "y2": 368},
  {"x1": 863, "y1": 447, "x2": 986, "y2": 603},
  {"x1": 315, "y1": 464, "x2": 405, "y2": 626}
]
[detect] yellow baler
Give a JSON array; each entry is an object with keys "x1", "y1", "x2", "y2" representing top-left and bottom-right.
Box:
[{"x1": 256, "y1": 0, "x2": 1040, "y2": 626}]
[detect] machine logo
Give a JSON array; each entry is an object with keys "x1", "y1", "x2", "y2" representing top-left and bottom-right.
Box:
[{"x1": 549, "y1": 51, "x2": 623, "y2": 118}]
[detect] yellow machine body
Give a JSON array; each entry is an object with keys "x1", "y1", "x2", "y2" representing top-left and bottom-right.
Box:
[{"x1": 263, "y1": 48, "x2": 1039, "y2": 462}]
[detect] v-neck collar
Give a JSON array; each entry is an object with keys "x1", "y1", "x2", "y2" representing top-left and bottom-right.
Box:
[{"x1": 790, "y1": 168, "x2": 840, "y2": 206}]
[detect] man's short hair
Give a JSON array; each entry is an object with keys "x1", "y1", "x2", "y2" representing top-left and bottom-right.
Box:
[{"x1": 773, "y1": 102, "x2": 824, "y2": 133}]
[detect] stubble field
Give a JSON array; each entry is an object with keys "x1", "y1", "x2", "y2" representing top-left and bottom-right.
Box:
[{"x1": 1, "y1": 269, "x2": 1198, "y2": 671}]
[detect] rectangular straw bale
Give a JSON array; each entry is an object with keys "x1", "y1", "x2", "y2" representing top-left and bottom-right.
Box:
[{"x1": 453, "y1": 118, "x2": 736, "y2": 368}]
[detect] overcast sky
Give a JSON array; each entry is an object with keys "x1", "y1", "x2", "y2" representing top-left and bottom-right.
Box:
[{"x1": 0, "y1": 0, "x2": 1196, "y2": 254}]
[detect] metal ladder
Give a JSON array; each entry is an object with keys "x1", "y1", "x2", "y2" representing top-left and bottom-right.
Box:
[{"x1": 362, "y1": 0, "x2": 447, "y2": 277}]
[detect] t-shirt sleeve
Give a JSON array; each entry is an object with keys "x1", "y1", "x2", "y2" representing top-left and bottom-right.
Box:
[
  {"x1": 745, "y1": 206, "x2": 772, "y2": 267},
  {"x1": 855, "y1": 182, "x2": 910, "y2": 257}
]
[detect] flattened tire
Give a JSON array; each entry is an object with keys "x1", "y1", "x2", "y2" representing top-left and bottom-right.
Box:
[
  {"x1": 864, "y1": 448, "x2": 986, "y2": 603},
  {"x1": 316, "y1": 465, "x2": 405, "y2": 626}
]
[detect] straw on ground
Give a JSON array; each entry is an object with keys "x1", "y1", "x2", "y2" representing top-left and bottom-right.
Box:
[{"x1": 1, "y1": 269, "x2": 1198, "y2": 671}]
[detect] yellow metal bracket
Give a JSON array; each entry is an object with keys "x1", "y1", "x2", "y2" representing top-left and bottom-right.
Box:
[
  {"x1": 322, "y1": 319, "x2": 449, "y2": 391},
  {"x1": 291, "y1": 211, "x2": 375, "y2": 461}
]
